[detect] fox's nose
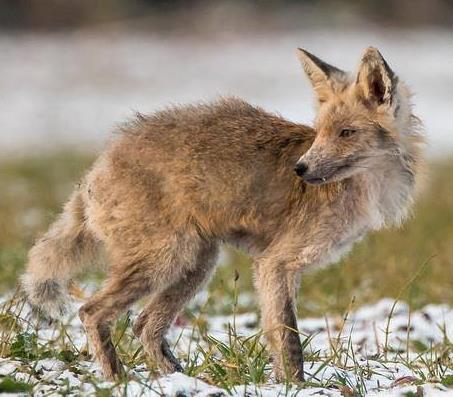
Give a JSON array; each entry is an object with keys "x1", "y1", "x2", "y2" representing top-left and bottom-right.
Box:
[{"x1": 294, "y1": 162, "x2": 309, "y2": 177}]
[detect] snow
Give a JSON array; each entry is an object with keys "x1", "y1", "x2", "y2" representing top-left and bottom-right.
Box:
[
  {"x1": 1, "y1": 296, "x2": 452, "y2": 396},
  {"x1": 35, "y1": 358, "x2": 66, "y2": 372},
  {"x1": 0, "y1": 359, "x2": 22, "y2": 376}
]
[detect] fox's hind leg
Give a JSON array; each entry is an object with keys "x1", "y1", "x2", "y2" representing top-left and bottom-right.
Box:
[
  {"x1": 80, "y1": 226, "x2": 216, "y2": 379},
  {"x1": 78, "y1": 260, "x2": 150, "y2": 379},
  {"x1": 132, "y1": 240, "x2": 218, "y2": 373}
]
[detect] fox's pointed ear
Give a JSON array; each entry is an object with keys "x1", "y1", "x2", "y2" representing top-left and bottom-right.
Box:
[
  {"x1": 356, "y1": 47, "x2": 398, "y2": 109},
  {"x1": 296, "y1": 48, "x2": 348, "y2": 103}
]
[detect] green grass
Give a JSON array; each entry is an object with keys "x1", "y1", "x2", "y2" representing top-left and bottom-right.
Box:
[
  {"x1": 0, "y1": 283, "x2": 451, "y2": 396},
  {"x1": 1, "y1": 151, "x2": 453, "y2": 316},
  {"x1": 0, "y1": 151, "x2": 94, "y2": 292},
  {"x1": 0, "y1": 151, "x2": 451, "y2": 395}
]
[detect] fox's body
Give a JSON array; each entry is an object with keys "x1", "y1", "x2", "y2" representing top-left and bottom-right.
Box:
[{"x1": 22, "y1": 48, "x2": 424, "y2": 381}]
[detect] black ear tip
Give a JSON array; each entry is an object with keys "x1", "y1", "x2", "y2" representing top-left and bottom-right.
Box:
[{"x1": 296, "y1": 48, "x2": 310, "y2": 59}]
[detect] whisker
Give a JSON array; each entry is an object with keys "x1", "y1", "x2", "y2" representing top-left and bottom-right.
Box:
[
  {"x1": 347, "y1": 165, "x2": 373, "y2": 170},
  {"x1": 355, "y1": 152, "x2": 400, "y2": 160}
]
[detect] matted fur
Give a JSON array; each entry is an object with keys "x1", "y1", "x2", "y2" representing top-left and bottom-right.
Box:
[{"x1": 22, "y1": 47, "x2": 424, "y2": 381}]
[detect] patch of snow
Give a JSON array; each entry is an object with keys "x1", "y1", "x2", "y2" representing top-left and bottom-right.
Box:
[
  {"x1": 1, "y1": 297, "x2": 452, "y2": 396},
  {"x1": 0, "y1": 358, "x2": 21, "y2": 376},
  {"x1": 35, "y1": 358, "x2": 65, "y2": 372}
]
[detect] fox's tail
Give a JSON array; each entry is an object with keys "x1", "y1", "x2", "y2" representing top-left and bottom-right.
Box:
[{"x1": 22, "y1": 190, "x2": 99, "y2": 319}]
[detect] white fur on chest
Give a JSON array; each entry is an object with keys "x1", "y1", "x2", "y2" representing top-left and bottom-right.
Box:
[
  {"x1": 303, "y1": 170, "x2": 414, "y2": 270},
  {"x1": 307, "y1": 219, "x2": 368, "y2": 270}
]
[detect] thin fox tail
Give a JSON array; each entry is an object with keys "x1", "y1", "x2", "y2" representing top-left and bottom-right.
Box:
[{"x1": 22, "y1": 189, "x2": 99, "y2": 319}]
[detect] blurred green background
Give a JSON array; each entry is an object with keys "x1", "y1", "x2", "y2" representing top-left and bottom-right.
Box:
[
  {"x1": 1, "y1": 0, "x2": 452, "y2": 317},
  {"x1": 1, "y1": 152, "x2": 452, "y2": 316}
]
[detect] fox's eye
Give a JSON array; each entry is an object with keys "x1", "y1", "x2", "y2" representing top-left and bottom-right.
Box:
[{"x1": 340, "y1": 128, "x2": 356, "y2": 138}]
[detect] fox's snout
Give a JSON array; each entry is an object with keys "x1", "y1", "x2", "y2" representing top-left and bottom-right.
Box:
[
  {"x1": 294, "y1": 160, "x2": 324, "y2": 184},
  {"x1": 294, "y1": 160, "x2": 328, "y2": 185},
  {"x1": 294, "y1": 162, "x2": 309, "y2": 177},
  {"x1": 294, "y1": 152, "x2": 353, "y2": 185}
]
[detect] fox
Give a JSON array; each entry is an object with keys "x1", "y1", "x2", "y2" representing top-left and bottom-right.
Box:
[{"x1": 22, "y1": 47, "x2": 424, "y2": 381}]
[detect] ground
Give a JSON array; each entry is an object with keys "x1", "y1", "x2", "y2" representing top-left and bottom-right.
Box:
[
  {"x1": 0, "y1": 292, "x2": 452, "y2": 396},
  {"x1": 0, "y1": 152, "x2": 452, "y2": 396}
]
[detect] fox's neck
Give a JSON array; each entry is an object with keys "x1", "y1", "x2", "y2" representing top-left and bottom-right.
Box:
[
  {"x1": 301, "y1": 152, "x2": 418, "y2": 233},
  {"x1": 355, "y1": 153, "x2": 417, "y2": 229}
]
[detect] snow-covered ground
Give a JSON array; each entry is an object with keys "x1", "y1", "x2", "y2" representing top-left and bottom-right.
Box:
[
  {"x1": 0, "y1": 293, "x2": 452, "y2": 396},
  {"x1": 1, "y1": 28, "x2": 453, "y2": 156}
]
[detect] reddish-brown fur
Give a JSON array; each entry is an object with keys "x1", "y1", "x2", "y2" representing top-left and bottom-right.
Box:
[{"x1": 22, "y1": 47, "x2": 424, "y2": 381}]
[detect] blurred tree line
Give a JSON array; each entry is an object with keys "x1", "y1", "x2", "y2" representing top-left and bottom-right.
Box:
[{"x1": 0, "y1": 0, "x2": 452, "y2": 31}]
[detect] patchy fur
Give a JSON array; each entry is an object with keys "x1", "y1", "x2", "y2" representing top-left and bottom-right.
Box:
[{"x1": 22, "y1": 47, "x2": 424, "y2": 382}]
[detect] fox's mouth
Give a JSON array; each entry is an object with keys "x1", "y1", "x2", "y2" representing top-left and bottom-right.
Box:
[{"x1": 303, "y1": 164, "x2": 352, "y2": 185}]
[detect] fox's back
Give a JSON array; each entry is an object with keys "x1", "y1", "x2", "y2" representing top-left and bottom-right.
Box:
[{"x1": 86, "y1": 98, "x2": 315, "y2": 238}]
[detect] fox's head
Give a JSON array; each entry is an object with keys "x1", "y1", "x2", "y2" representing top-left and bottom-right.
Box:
[{"x1": 294, "y1": 47, "x2": 420, "y2": 185}]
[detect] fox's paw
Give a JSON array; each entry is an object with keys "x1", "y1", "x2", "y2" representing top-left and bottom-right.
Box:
[
  {"x1": 141, "y1": 337, "x2": 183, "y2": 374},
  {"x1": 160, "y1": 339, "x2": 184, "y2": 373}
]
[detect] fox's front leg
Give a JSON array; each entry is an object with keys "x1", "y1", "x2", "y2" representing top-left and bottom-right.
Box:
[{"x1": 254, "y1": 259, "x2": 304, "y2": 382}]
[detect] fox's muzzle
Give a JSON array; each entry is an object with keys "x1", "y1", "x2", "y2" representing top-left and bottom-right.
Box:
[
  {"x1": 295, "y1": 160, "x2": 328, "y2": 184},
  {"x1": 294, "y1": 162, "x2": 309, "y2": 177}
]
